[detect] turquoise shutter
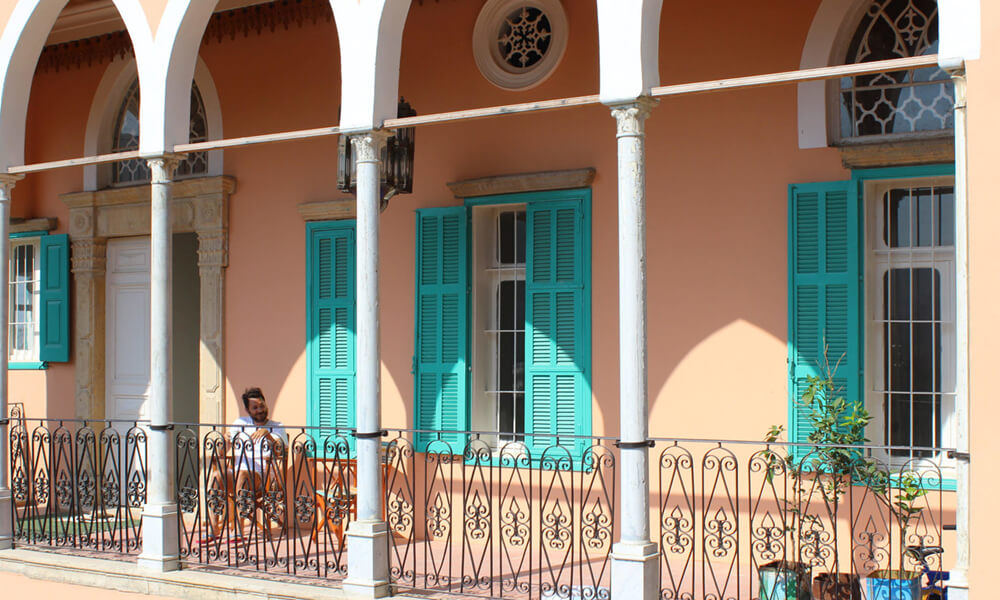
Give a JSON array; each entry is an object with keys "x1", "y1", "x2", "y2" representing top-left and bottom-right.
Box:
[
  {"x1": 307, "y1": 222, "x2": 356, "y2": 454},
  {"x1": 39, "y1": 234, "x2": 70, "y2": 363},
  {"x1": 787, "y1": 182, "x2": 862, "y2": 460},
  {"x1": 525, "y1": 199, "x2": 590, "y2": 462},
  {"x1": 413, "y1": 207, "x2": 468, "y2": 453}
]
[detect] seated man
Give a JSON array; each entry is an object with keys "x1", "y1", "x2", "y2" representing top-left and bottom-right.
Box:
[
  {"x1": 231, "y1": 386, "x2": 287, "y2": 480},
  {"x1": 205, "y1": 387, "x2": 287, "y2": 541}
]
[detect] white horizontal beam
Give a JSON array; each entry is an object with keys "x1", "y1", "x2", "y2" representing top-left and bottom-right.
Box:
[{"x1": 6, "y1": 55, "x2": 942, "y2": 175}]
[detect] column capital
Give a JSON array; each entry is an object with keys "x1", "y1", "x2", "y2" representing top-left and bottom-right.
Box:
[
  {"x1": 0, "y1": 173, "x2": 24, "y2": 195},
  {"x1": 350, "y1": 131, "x2": 391, "y2": 164},
  {"x1": 610, "y1": 98, "x2": 658, "y2": 138},
  {"x1": 145, "y1": 154, "x2": 185, "y2": 183}
]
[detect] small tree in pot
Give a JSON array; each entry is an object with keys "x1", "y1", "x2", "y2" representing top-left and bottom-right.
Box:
[{"x1": 763, "y1": 349, "x2": 869, "y2": 600}]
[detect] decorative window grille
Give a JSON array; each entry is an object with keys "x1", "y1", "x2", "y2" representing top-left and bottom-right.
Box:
[
  {"x1": 111, "y1": 79, "x2": 209, "y2": 185},
  {"x1": 473, "y1": 0, "x2": 568, "y2": 90},
  {"x1": 839, "y1": 0, "x2": 954, "y2": 139},
  {"x1": 497, "y1": 7, "x2": 551, "y2": 71},
  {"x1": 488, "y1": 210, "x2": 526, "y2": 441},
  {"x1": 9, "y1": 238, "x2": 40, "y2": 362},
  {"x1": 868, "y1": 182, "x2": 955, "y2": 460}
]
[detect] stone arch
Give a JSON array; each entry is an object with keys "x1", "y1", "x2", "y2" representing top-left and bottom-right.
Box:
[
  {"x1": 0, "y1": 0, "x2": 154, "y2": 169},
  {"x1": 83, "y1": 56, "x2": 224, "y2": 191},
  {"x1": 798, "y1": 0, "x2": 981, "y2": 149},
  {"x1": 595, "y1": 0, "x2": 663, "y2": 104},
  {"x1": 138, "y1": 0, "x2": 216, "y2": 154},
  {"x1": 330, "y1": 0, "x2": 410, "y2": 131}
]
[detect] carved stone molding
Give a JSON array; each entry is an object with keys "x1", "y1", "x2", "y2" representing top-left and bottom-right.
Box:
[
  {"x1": 10, "y1": 217, "x2": 57, "y2": 235},
  {"x1": 447, "y1": 168, "x2": 596, "y2": 199},
  {"x1": 837, "y1": 136, "x2": 955, "y2": 169},
  {"x1": 297, "y1": 198, "x2": 356, "y2": 221},
  {"x1": 60, "y1": 175, "x2": 235, "y2": 420}
]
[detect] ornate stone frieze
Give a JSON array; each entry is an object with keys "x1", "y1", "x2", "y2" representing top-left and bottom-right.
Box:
[{"x1": 70, "y1": 239, "x2": 108, "y2": 275}]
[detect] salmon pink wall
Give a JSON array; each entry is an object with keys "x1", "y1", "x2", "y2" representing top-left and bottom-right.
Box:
[
  {"x1": 965, "y1": 0, "x2": 999, "y2": 590},
  {"x1": 10, "y1": 0, "x2": 851, "y2": 440}
]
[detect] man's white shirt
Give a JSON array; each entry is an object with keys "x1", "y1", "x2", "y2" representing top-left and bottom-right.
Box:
[{"x1": 230, "y1": 416, "x2": 287, "y2": 473}]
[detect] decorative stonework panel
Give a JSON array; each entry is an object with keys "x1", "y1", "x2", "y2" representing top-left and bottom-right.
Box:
[{"x1": 61, "y1": 176, "x2": 234, "y2": 420}]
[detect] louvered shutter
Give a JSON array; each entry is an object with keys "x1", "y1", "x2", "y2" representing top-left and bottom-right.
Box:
[
  {"x1": 39, "y1": 234, "x2": 70, "y2": 363},
  {"x1": 414, "y1": 207, "x2": 468, "y2": 453},
  {"x1": 307, "y1": 222, "x2": 356, "y2": 454},
  {"x1": 525, "y1": 199, "x2": 589, "y2": 461},
  {"x1": 788, "y1": 182, "x2": 862, "y2": 461}
]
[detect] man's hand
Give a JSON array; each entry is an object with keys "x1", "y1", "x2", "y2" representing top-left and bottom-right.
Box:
[{"x1": 251, "y1": 427, "x2": 270, "y2": 442}]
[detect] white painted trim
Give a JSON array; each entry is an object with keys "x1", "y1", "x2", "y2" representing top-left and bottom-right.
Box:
[
  {"x1": 331, "y1": 0, "x2": 411, "y2": 131},
  {"x1": 597, "y1": 0, "x2": 662, "y2": 104},
  {"x1": 83, "y1": 56, "x2": 223, "y2": 191},
  {"x1": 473, "y1": 0, "x2": 568, "y2": 91},
  {"x1": 938, "y1": 0, "x2": 981, "y2": 66},
  {"x1": 797, "y1": 0, "x2": 869, "y2": 149}
]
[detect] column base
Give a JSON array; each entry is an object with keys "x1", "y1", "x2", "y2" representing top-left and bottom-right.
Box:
[
  {"x1": 947, "y1": 569, "x2": 969, "y2": 600},
  {"x1": 136, "y1": 502, "x2": 180, "y2": 572},
  {"x1": 343, "y1": 520, "x2": 391, "y2": 599},
  {"x1": 0, "y1": 489, "x2": 12, "y2": 550},
  {"x1": 611, "y1": 541, "x2": 659, "y2": 600}
]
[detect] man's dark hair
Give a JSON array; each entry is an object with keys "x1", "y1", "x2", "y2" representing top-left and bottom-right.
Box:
[{"x1": 241, "y1": 387, "x2": 265, "y2": 411}]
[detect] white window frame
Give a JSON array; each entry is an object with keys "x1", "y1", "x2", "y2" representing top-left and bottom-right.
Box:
[
  {"x1": 470, "y1": 204, "x2": 528, "y2": 450},
  {"x1": 864, "y1": 175, "x2": 956, "y2": 470},
  {"x1": 8, "y1": 236, "x2": 41, "y2": 364}
]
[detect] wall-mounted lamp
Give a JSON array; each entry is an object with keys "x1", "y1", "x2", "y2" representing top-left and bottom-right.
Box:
[{"x1": 337, "y1": 98, "x2": 416, "y2": 211}]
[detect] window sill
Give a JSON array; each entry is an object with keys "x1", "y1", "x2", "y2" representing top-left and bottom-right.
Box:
[{"x1": 9, "y1": 361, "x2": 47, "y2": 370}]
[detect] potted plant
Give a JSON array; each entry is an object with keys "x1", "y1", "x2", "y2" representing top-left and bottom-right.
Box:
[
  {"x1": 859, "y1": 470, "x2": 927, "y2": 600},
  {"x1": 763, "y1": 348, "x2": 869, "y2": 600}
]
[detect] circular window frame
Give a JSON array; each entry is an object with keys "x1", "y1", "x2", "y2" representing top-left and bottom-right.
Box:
[{"x1": 473, "y1": 0, "x2": 569, "y2": 91}]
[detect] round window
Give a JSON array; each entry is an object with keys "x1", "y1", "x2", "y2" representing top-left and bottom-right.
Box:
[{"x1": 473, "y1": 0, "x2": 568, "y2": 90}]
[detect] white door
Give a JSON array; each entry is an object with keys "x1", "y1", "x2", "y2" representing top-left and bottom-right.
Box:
[{"x1": 106, "y1": 237, "x2": 151, "y2": 425}]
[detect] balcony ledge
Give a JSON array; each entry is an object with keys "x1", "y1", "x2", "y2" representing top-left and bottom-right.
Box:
[{"x1": 0, "y1": 548, "x2": 360, "y2": 600}]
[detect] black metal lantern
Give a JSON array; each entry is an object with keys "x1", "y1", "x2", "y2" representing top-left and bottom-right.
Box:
[{"x1": 337, "y1": 98, "x2": 416, "y2": 211}]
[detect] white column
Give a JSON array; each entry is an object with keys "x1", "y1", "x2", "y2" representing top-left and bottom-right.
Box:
[
  {"x1": 344, "y1": 131, "x2": 391, "y2": 599},
  {"x1": 610, "y1": 99, "x2": 659, "y2": 600},
  {"x1": 0, "y1": 175, "x2": 22, "y2": 551},
  {"x1": 947, "y1": 69, "x2": 970, "y2": 600},
  {"x1": 137, "y1": 155, "x2": 181, "y2": 572}
]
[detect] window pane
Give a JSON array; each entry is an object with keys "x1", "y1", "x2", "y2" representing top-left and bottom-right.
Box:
[
  {"x1": 914, "y1": 187, "x2": 934, "y2": 247},
  {"x1": 499, "y1": 212, "x2": 515, "y2": 264},
  {"x1": 937, "y1": 188, "x2": 955, "y2": 246},
  {"x1": 885, "y1": 189, "x2": 910, "y2": 248}
]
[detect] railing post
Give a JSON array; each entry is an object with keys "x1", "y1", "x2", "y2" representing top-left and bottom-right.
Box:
[
  {"x1": 609, "y1": 99, "x2": 659, "y2": 600},
  {"x1": 344, "y1": 130, "x2": 391, "y2": 599},
  {"x1": 0, "y1": 174, "x2": 22, "y2": 551},
  {"x1": 137, "y1": 155, "x2": 181, "y2": 571}
]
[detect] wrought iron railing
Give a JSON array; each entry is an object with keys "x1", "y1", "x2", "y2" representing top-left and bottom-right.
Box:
[
  {"x1": 5, "y1": 415, "x2": 952, "y2": 600},
  {"x1": 383, "y1": 429, "x2": 618, "y2": 600},
  {"x1": 8, "y1": 416, "x2": 147, "y2": 554},
  {"x1": 652, "y1": 437, "x2": 950, "y2": 600},
  {"x1": 174, "y1": 423, "x2": 355, "y2": 578}
]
